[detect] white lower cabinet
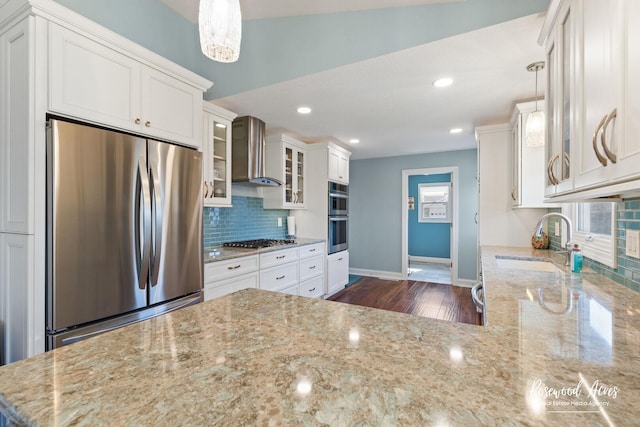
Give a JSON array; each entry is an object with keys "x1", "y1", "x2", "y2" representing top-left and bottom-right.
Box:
[
  {"x1": 299, "y1": 275, "x2": 324, "y2": 299},
  {"x1": 203, "y1": 255, "x2": 258, "y2": 301},
  {"x1": 204, "y1": 244, "x2": 326, "y2": 301},
  {"x1": 0, "y1": 233, "x2": 33, "y2": 365},
  {"x1": 260, "y1": 262, "x2": 299, "y2": 292},
  {"x1": 327, "y1": 250, "x2": 349, "y2": 296},
  {"x1": 204, "y1": 273, "x2": 258, "y2": 302}
]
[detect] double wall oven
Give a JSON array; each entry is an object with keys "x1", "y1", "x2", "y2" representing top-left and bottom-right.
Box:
[{"x1": 328, "y1": 182, "x2": 348, "y2": 254}]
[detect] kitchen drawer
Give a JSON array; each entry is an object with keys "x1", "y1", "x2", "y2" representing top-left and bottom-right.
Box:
[
  {"x1": 204, "y1": 273, "x2": 258, "y2": 301},
  {"x1": 298, "y1": 242, "x2": 324, "y2": 259},
  {"x1": 260, "y1": 262, "x2": 298, "y2": 292},
  {"x1": 299, "y1": 275, "x2": 324, "y2": 299},
  {"x1": 259, "y1": 247, "x2": 298, "y2": 270},
  {"x1": 204, "y1": 255, "x2": 258, "y2": 284},
  {"x1": 279, "y1": 283, "x2": 299, "y2": 296},
  {"x1": 299, "y1": 255, "x2": 324, "y2": 282}
]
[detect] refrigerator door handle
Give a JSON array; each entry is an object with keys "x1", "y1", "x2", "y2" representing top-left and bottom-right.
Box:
[
  {"x1": 150, "y1": 161, "x2": 163, "y2": 286},
  {"x1": 138, "y1": 158, "x2": 152, "y2": 289}
]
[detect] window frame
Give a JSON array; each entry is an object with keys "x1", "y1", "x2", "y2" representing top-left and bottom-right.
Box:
[
  {"x1": 567, "y1": 202, "x2": 617, "y2": 268},
  {"x1": 418, "y1": 182, "x2": 451, "y2": 223}
]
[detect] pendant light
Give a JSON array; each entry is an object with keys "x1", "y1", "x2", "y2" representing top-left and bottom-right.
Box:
[
  {"x1": 199, "y1": 0, "x2": 242, "y2": 63},
  {"x1": 525, "y1": 61, "x2": 545, "y2": 147}
]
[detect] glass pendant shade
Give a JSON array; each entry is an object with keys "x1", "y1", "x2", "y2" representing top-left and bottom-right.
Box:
[
  {"x1": 199, "y1": 0, "x2": 242, "y2": 63},
  {"x1": 525, "y1": 110, "x2": 545, "y2": 147}
]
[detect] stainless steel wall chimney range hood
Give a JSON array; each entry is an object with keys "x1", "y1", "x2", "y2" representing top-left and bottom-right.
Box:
[{"x1": 231, "y1": 116, "x2": 282, "y2": 186}]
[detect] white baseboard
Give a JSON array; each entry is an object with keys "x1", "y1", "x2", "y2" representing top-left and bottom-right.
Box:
[
  {"x1": 409, "y1": 256, "x2": 450, "y2": 265},
  {"x1": 349, "y1": 268, "x2": 403, "y2": 281}
]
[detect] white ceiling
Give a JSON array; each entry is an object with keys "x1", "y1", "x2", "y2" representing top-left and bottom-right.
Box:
[
  {"x1": 161, "y1": 1, "x2": 547, "y2": 159},
  {"x1": 160, "y1": 0, "x2": 458, "y2": 21}
]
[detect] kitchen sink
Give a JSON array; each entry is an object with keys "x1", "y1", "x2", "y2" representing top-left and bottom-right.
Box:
[{"x1": 494, "y1": 255, "x2": 562, "y2": 273}]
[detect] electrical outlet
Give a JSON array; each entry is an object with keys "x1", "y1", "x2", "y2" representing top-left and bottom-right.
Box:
[
  {"x1": 626, "y1": 230, "x2": 640, "y2": 258},
  {"x1": 554, "y1": 222, "x2": 560, "y2": 237},
  {"x1": 277, "y1": 217, "x2": 282, "y2": 227}
]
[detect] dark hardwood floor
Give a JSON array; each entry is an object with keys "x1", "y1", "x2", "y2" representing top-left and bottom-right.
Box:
[{"x1": 328, "y1": 277, "x2": 482, "y2": 325}]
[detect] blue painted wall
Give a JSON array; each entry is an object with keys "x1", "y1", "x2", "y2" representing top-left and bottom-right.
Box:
[
  {"x1": 349, "y1": 149, "x2": 478, "y2": 281},
  {"x1": 408, "y1": 174, "x2": 451, "y2": 259},
  {"x1": 53, "y1": 0, "x2": 550, "y2": 99},
  {"x1": 203, "y1": 196, "x2": 289, "y2": 247}
]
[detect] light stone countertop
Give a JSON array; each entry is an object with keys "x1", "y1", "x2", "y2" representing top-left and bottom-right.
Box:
[
  {"x1": 204, "y1": 238, "x2": 325, "y2": 263},
  {"x1": 0, "y1": 245, "x2": 638, "y2": 425}
]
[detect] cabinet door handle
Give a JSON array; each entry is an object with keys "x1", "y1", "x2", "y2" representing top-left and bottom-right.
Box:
[
  {"x1": 276, "y1": 275, "x2": 285, "y2": 280},
  {"x1": 276, "y1": 255, "x2": 286, "y2": 259},
  {"x1": 338, "y1": 258, "x2": 343, "y2": 261},
  {"x1": 145, "y1": 121, "x2": 151, "y2": 127},
  {"x1": 511, "y1": 187, "x2": 516, "y2": 201},
  {"x1": 600, "y1": 108, "x2": 617, "y2": 164},
  {"x1": 210, "y1": 181, "x2": 215, "y2": 198},
  {"x1": 592, "y1": 114, "x2": 609, "y2": 167},
  {"x1": 204, "y1": 181, "x2": 209, "y2": 198},
  {"x1": 135, "y1": 118, "x2": 141, "y2": 124},
  {"x1": 562, "y1": 152, "x2": 571, "y2": 180},
  {"x1": 227, "y1": 264, "x2": 241, "y2": 270},
  {"x1": 548, "y1": 153, "x2": 560, "y2": 185}
]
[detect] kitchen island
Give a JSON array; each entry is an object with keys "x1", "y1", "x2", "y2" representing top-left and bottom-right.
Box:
[{"x1": 0, "y1": 246, "x2": 638, "y2": 425}]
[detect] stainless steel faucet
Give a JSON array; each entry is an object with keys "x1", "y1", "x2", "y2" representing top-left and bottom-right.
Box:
[{"x1": 532, "y1": 212, "x2": 573, "y2": 265}]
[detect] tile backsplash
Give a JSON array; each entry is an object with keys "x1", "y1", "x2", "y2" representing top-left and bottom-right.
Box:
[
  {"x1": 203, "y1": 196, "x2": 289, "y2": 248},
  {"x1": 549, "y1": 198, "x2": 640, "y2": 293}
]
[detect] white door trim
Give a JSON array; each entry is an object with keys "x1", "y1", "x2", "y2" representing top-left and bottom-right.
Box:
[{"x1": 401, "y1": 167, "x2": 459, "y2": 284}]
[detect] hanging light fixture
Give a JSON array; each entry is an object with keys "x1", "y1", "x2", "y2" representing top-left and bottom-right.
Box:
[
  {"x1": 199, "y1": 0, "x2": 242, "y2": 63},
  {"x1": 525, "y1": 61, "x2": 545, "y2": 147}
]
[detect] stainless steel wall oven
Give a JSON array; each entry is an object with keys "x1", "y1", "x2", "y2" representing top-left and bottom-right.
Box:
[{"x1": 328, "y1": 182, "x2": 348, "y2": 254}]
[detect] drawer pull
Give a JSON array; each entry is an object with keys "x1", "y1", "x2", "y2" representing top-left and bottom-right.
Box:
[
  {"x1": 227, "y1": 265, "x2": 241, "y2": 270},
  {"x1": 308, "y1": 287, "x2": 316, "y2": 292},
  {"x1": 309, "y1": 265, "x2": 316, "y2": 269},
  {"x1": 276, "y1": 255, "x2": 286, "y2": 259},
  {"x1": 135, "y1": 118, "x2": 141, "y2": 124},
  {"x1": 309, "y1": 248, "x2": 316, "y2": 252},
  {"x1": 276, "y1": 275, "x2": 285, "y2": 280},
  {"x1": 338, "y1": 258, "x2": 343, "y2": 261}
]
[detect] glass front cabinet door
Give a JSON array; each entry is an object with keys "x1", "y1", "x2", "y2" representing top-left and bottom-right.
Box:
[
  {"x1": 264, "y1": 134, "x2": 307, "y2": 209},
  {"x1": 202, "y1": 103, "x2": 236, "y2": 207}
]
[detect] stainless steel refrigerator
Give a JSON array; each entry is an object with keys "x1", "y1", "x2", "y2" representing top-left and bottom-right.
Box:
[{"x1": 46, "y1": 119, "x2": 203, "y2": 349}]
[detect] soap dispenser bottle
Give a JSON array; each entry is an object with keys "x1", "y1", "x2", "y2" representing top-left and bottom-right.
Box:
[{"x1": 571, "y1": 243, "x2": 583, "y2": 273}]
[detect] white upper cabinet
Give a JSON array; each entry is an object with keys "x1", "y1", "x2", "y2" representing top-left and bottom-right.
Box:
[
  {"x1": 202, "y1": 103, "x2": 236, "y2": 207},
  {"x1": 49, "y1": 24, "x2": 204, "y2": 149},
  {"x1": 264, "y1": 134, "x2": 307, "y2": 209},
  {"x1": 540, "y1": 0, "x2": 640, "y2": 200},
  {"x1": 328, "y1": 146, "x2": 350, "y2": 184},
  {"x1": 543, "y1": 0, "x2": 574, "y2": 197}
]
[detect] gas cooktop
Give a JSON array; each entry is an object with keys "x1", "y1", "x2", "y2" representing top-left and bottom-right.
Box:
[{"x1": 222, "y1": 239, "x2": 295, "y2": 249}]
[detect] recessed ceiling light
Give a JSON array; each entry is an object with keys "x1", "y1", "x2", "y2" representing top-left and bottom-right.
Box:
[
  {"x1": 433, "y1": 77, "x2": 454, "y2": 88},
  {"x1": 349, "y1": 139, "x2": 360, "y2": 144},
  {"x1": 449, "y1": 128, "x2": 462, "y2": 134},
  {"x1": 215, "y1": 123, "x2": 226, "y2": 128},
  {"x1": 297, "y1": 106, "x2": 312, "y2": 114}
]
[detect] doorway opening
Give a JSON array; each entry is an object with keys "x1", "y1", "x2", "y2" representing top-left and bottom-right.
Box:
[{"x1": 402, "y1": 167, "x2": 458, "y2": 284}]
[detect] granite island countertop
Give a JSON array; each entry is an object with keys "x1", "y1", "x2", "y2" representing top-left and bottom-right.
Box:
[{"x1": 0, "y1": 245, "x2": 639, "y2": 425}]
